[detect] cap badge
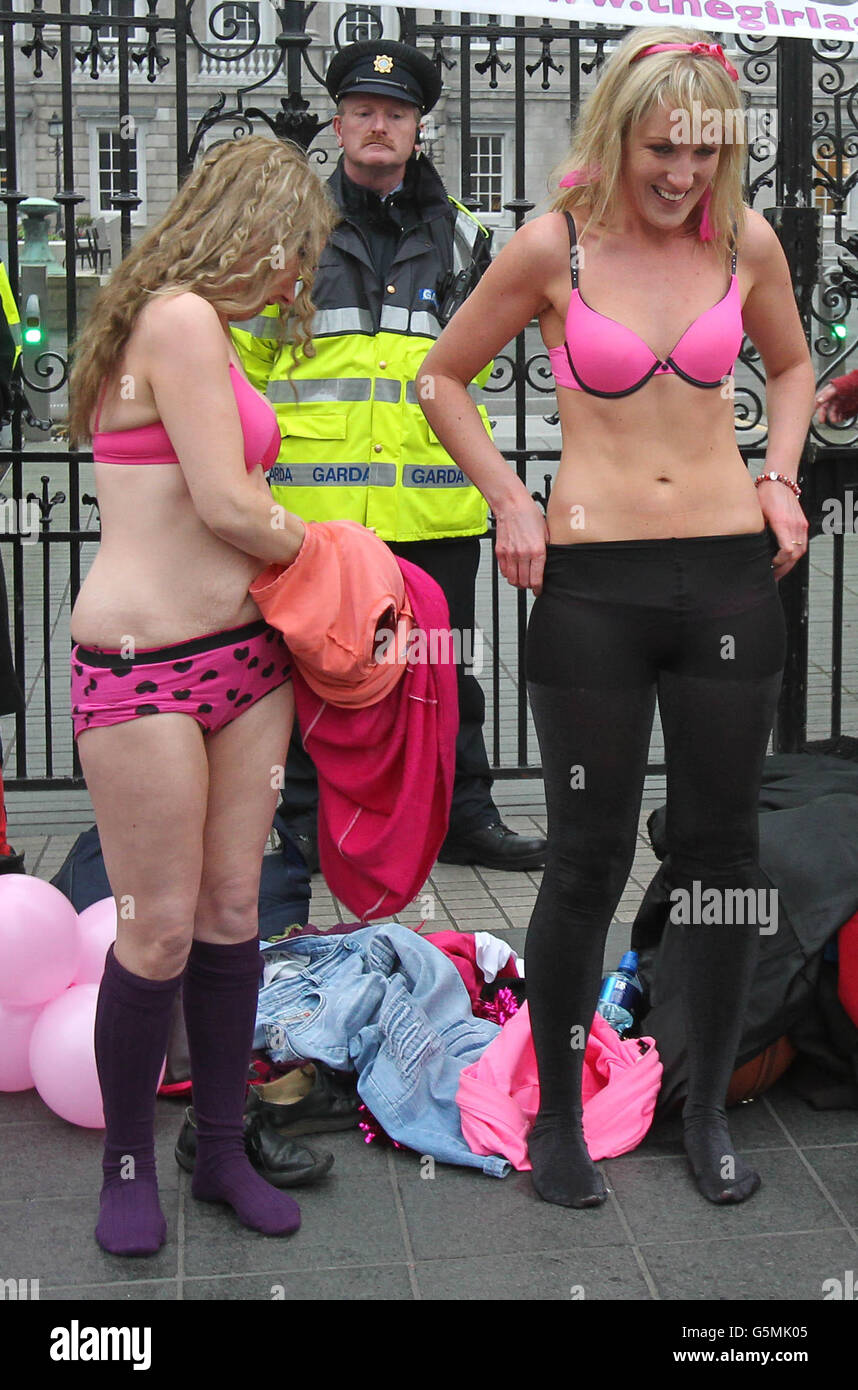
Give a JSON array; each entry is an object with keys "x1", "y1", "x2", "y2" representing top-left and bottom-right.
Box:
[{"x1": 373, "y1": 54, "x2": 394, "y2": 73}]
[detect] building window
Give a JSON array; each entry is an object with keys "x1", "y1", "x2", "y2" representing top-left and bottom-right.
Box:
[
  {"x1": 90, "y1": 0, "x2": 139, "y2": 42},
  {"x1": 96, "y1": 129, "x2": 138, "y2": 213},
  {"x1": 469, "y1": 134, "x2": 504, "y2": 215},
  {"x1": 448, "y1": 12, "x2": 511, "y2": 48},
  {"x1": 343, "y1": 6, "x2": 382, "y2": 44},
  {"x1": 215, "y1": 1, "x2": 260, "y2": 44},
  {"x1": 815, "y1": 155, "x2": 851, "y2": 218}
]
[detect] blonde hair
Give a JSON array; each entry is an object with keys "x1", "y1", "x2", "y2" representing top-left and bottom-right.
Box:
[
  {"x1": 551, "y1": 26, "x2": 747, "y2": 256},
  {"x1": 69, "y1": 136, "x2": 338, "y2": 444}
]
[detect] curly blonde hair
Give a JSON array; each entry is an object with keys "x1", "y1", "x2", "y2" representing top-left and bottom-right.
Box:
[
  {"x1": 551, "y1": 26, "x2": 747, "y2": 257},
  {"x1": 69, "y1": 136, "x2": 338, "y2": 443}
]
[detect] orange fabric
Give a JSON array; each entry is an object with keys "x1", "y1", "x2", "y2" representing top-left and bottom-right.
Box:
[{"x1": 249, "y1": 520, "x2": 413, "y2": 709}]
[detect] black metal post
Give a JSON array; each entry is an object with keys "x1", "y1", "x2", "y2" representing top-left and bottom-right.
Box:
[{"x1": 770, "y1": 38, "x2": 818, "y2": 754}]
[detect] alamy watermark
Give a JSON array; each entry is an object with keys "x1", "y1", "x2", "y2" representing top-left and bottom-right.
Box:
[
  {"x1": 0, "y1": 496, "x2": 39, "y2": 544},
  {"x1": 821, "y1": 492, "x2": 858, "y2": 534},
  {"x1": 669, "y1": 882, "x2": 778, "y2": 934},
  {"x1": 669, "y1": 102, "x2": 776, "y2": 150},
  {"x1": 374, "y1": 624, "x2": 484, "y2": 675}
]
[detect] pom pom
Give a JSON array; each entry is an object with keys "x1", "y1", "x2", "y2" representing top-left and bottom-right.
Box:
[
  {"x1": 473, "y1": 984, "x2": 521, "y2": 1027},
  {"x1": 358, "y1": 1102, "x2": 405, "y2": 1149}
]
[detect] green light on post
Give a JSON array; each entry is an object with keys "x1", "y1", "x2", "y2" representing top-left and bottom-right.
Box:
[
  {"x1": 22, "y1": 295, "x2": 44, "y2": 349},
  {"x1": 832, "y1": 322, "x2": 848, "y2": 340}
]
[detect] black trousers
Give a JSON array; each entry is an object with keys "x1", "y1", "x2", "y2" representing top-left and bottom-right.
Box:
[
  {"x1": 281, "y1": 534, "x2": 497, "y2": 835},
  {"x1": 524, "y1": 531, "x2": 787, "y2": 1128}
]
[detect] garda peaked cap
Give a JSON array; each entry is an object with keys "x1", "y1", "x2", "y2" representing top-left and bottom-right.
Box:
[{"x1": 325, "y1": 40, "x2": 442, "y2": 114}]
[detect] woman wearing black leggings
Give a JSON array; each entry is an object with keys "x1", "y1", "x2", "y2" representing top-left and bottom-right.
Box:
[{"x1": 419, "y1": 26, "x2": 815, "y2": 1208}]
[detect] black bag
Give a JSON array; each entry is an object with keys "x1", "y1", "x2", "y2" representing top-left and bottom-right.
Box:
[{"x1": 633, "y1": 753, "x2": 858, "y2": 1114}]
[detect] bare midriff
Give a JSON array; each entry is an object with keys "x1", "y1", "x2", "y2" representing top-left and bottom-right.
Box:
[
  {"x1": 70, "y1": 460, "x2": 267, "y2": 649},
  {"x1": 546, "y1": 374, "x2": 764, "y2": 545}
]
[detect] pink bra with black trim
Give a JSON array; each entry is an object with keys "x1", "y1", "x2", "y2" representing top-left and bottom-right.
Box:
[{"x1": 548, "y1": 212, "x2": 744, "y2": 398}]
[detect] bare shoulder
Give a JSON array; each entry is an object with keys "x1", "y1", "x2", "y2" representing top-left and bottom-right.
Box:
[
  {"x1": 490, "y1": 211, "x2": 571, "y2": 291},
  {"x1": 736, "y1": 207, "x2": 784, "y2": 271},
  {"x1": 512, "y1": 211, "x2": 571, "y2": 262},
  {"x1": 137, "y1": 291, "x2": 228, "y2": 363}
]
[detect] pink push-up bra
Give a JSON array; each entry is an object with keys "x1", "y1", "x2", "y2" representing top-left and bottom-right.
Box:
[
  {"x1": 92, "y1": 363, "x2": 281, "y2": 472},
  {"x1": 548, "y1": 212, "x2": 744, "y2": 397}
]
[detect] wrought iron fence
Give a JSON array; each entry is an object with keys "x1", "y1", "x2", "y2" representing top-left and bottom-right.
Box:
[{"x1": 0, "y1": 6, "x2": 856, "y2": 787}]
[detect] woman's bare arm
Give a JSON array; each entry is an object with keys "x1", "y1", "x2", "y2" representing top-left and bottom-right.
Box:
[
  {"x1": 138, "y1": 294, "x2": 305, "y2": 565},
  {"x1": 740, "y1": 209, "x2": 815, "y2": 579},
  {"x1": 419, "y1": 215, "x2": 566, "y2": 593}
]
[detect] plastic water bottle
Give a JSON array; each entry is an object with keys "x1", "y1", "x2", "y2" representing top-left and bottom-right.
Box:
[{"x1": 596, "y1": 950, "x2": 643, "y2": 1036}]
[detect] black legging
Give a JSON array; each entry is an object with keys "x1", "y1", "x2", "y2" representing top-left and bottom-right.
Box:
[{"x1": 524, "y1": 530, "x2": 786, "y2": 1187}]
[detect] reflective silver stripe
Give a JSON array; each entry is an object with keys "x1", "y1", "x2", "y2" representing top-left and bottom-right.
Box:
[
  {"x1": 374, "y1": 379, "x2": 402, "y2": 403},
  {"x1": 402, "y1": 465, "x2": 471, "y2": 488},
  {"x1": 312, "y1": 307, "x2": 374, "y2": 336},
  {"x1": 405, "y1": 381, "x2": 485, "y2": 405},
  {"x1": 452, "y1": 207, "x2": 482, "y2": 277},
  {"x1": 266, "y1": 378, "x2": 372, "y2": 403},
  {"x1": 231, "y1": 313, "x2": 281, "y2": 340},
  {"x1": 379, "y1": 305, "x2": 410, "y2": 333},
  {"x1": 409, "y1": 311, "x2": 441, "y2": 339},
  {"x1": 268, "y1": 463, "x2": 397, "y2": 487}
]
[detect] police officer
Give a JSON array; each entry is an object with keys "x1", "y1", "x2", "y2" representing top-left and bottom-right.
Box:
[{"x1": 235, "y1": 40, "x2": 546, "y2": 872}]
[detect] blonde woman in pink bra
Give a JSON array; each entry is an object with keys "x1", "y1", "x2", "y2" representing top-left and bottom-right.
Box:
[
  {"x1": 68, "y1": 137, "x2": 335, "y2": 1255},
  {"x1": 420, "y1": 28, "x2": 815, "y2": 1209}
]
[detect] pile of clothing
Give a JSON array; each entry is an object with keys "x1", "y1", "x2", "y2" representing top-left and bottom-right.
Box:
[{"x1": 255, "y1": 921, "x2": 663, "y2": 1176}]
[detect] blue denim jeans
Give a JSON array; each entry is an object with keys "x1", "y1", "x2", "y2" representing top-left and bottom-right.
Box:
[{"x1": 256, "y1": 923, "x2": 509, "y2": 1176}]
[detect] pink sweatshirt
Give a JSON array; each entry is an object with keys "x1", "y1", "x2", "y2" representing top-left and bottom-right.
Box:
[{"x1": 456, "y1": 1004, "x2": 663, "y2": 1169}]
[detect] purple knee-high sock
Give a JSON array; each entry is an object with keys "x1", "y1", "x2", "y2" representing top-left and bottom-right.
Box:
[
  {"x1": 182, "y1": 937, "x2": 300, "y2": 1236},
  {"x1": 94, "y1": 944, "x2": 183, "y2": 1256}
]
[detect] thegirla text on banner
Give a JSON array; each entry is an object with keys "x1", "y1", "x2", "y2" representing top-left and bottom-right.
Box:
[{"x1": 312, "y1": 0, "x2": 858, "y2": 44}]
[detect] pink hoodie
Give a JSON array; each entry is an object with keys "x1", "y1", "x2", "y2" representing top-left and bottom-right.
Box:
[
  {"x1": 456, "y1": 1004, "x2": 663, "y2": 1169},
  {"x1": 290, "y1": 556, "x2": 458, "y2": 921}
]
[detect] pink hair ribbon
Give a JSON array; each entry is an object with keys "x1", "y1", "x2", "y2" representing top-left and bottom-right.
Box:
[
  {"x1": 559, "y1": 167, "x2": 599, "y2": 188},
  {"x1": 634, "y1": 42, "x2": 739, "y2": 82}
]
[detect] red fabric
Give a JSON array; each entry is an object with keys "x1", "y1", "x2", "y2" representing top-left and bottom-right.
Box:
[
  {"x1": 291, "y1": 557, "x2": 457, "y2": 922},
  {"x1": 0, "y1": 761, "x2": 9, "y2": 855},
  {"x1": 837, "y1": 909, "x2": 858, "y2": 1028},
  {"x1": 831, "y1": 370, "x2": 858, "y2": 417},
  {"x1": 456, "y1": 1003, "x2": 662, "y2": 1168},
  {"x1": 423, "y1": 931, "x2": 519, "y2": 1005}
]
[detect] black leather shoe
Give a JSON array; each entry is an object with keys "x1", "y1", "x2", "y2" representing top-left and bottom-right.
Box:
[
  {"x1": 175, "y1": 1106, "x2": 334, "y2": 1188},
  {"x1": 0, "y1": 848, "x2": 25, "y2": 875},
  {"x1": 245, "y1": 1063, "x2": 360, "y2": 1137},
  {"x1": 437, "y1": 820, "x2": 547, "y2": 870}
]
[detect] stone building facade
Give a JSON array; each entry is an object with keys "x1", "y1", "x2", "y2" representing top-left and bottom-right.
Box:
[{"x1": 3, "y1": 5, "x2": 825, "y2": 257}]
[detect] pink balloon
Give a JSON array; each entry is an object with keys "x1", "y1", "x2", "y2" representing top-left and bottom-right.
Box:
[
  {"x1": 0, "y1": 999, "x2": 45, "y2": 1091},
  {"x1": 30, "y1": 984, "x2": 105, "y2": 1128},
  {"x1": 29, "y1": 983, "x2": 167, "y2": 1128},
  {"x1": 73, "y1": 898, "x2": 117, "y2": 985},
  {"x1": 0, "y1": 876, "x2": 80, "y2": 1006}
]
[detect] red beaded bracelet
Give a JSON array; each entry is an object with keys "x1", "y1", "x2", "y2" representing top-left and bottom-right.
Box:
[{"x1": 754, "y1": 471, "x2": 802, "y2": 499}]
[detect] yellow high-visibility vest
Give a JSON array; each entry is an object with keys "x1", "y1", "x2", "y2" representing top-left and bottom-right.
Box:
[
  {"x1": 0, "y1": 262, "x2": 21, "y2": 367},
  {"x1": 233, "y1": 158, "x2": 492, "y2": 543}
]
